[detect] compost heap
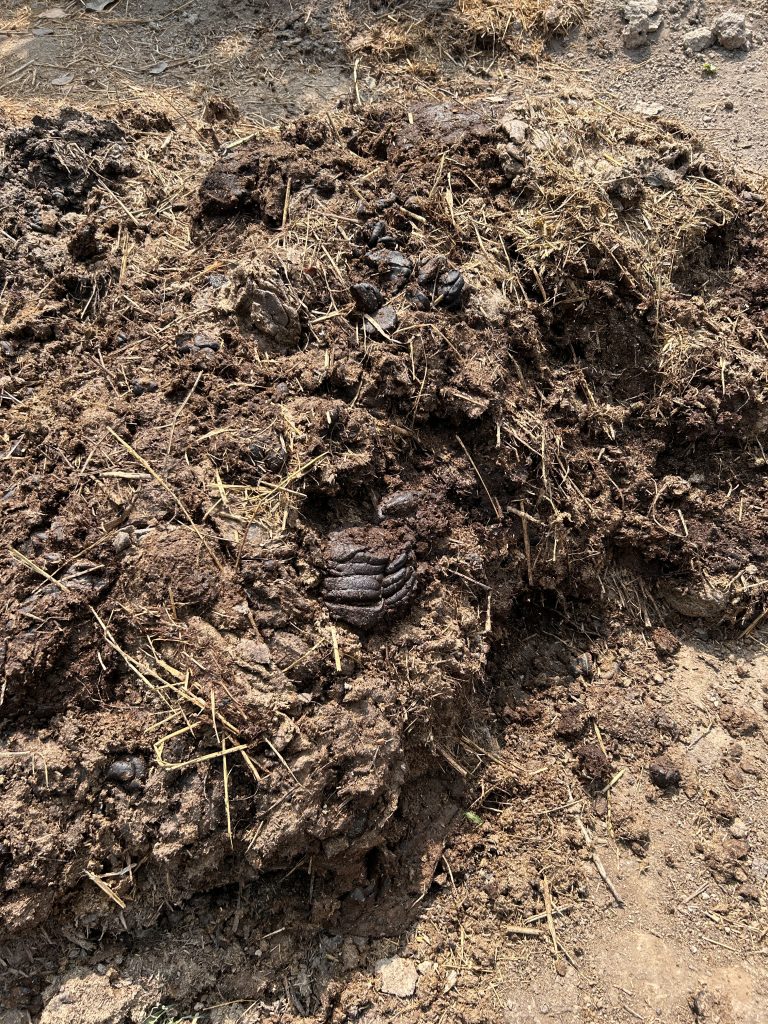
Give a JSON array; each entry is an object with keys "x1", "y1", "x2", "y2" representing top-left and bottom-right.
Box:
[{"x1": 1, "y1": 94, "x2": 767, "y2": 954}]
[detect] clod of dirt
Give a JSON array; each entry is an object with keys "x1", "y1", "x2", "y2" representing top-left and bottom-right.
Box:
[
  {"x1": 323, "y1": 527, "x2": 417, "y2": 629},
  {"x1": 576, "y1": 741, "x2": 612, "y2": 784},
  {"x1": 689, "y1": 988, "x2": 712, "y2": 1019},
  {"x1": 202, "y1": 94, "x2": 240, "y2": 123},
  {"x1": 500, "y1": 115, "x2": 528, "y2": 145},
  {"x1": 719, "y1": 701, "x2": 761, "y2": 737},
  {"x1": 683, "y1": 26, "x2": 714, "y2": 53},
  {"x1": 651, "y1": 627, "x2": 681, "y2": 659},
  {"x1": 376, "y1": 956, "x2": 418, "y2": 998},
  {"x1": 554, "y1": 706, "x2": 588, "y2": 739},
  {"x1": 350, "y1": 281, "x2": 384, "y2": 312},
  {"x1": 67, "y1": 221, "x2": 104, "y2": 262},
  {"x1": 712, "y1": 10, "x2": 751, "y2": 50},
  {"x1": 659, "y1": 580, "x2": 730, "y2": 622},
  {"x1": 605, "y1": 170, "x2": 644, "y2": 212},
  {"x1": 221, "y1": 260, "x2": 301, "y2": 352},
  {"x1": 38, "y1": 971, "x2": 159, "y2": 1024},
  {"x1": 376, "y1": 491, "x2": 422, "y2": 522},
  {"x1": 649, "y1": 756, "x2": 681, "y2": 789},
  {"x1": 366, "y1": 247, "x2": 413, "y2": 291},
  {"x1": 365, "y1": 304, "x2": 399, "y2": 338},
  {"x1": 621, "y1": 0, "x2": 662, "y2": 48},
  {"x1": 704, "y1": 837, "x2": 751, "y2": 883}
]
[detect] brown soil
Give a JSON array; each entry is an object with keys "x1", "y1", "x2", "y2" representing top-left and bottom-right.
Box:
[{"x1": 1, "y1": 5, "x2": 768, "y2": 1024}]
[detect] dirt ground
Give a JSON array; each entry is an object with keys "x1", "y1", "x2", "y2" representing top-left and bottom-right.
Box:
[
  {"x1": 3, "y1": 0, "x2": 768, "y2": 167},
  {"x1": 551, "y1": 0, "x2": 768, "y2": 176},
  {"x1": 1, "y1": 2, "x2": 767, "y2": 1023}
]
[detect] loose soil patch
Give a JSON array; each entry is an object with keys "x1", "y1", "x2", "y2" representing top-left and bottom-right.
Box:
[{"x1": 1, "y1": 88, "x2": 767, "y2": 1022}]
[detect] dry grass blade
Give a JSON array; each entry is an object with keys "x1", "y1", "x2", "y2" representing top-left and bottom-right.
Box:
[
  {"x1": 456, "y1": 435, "x2": 502, "y2": 520},
  {"x1": 222, "y1": 735, "x2": 233, "y2": 849},
  {"x1": 542, "y1": 874, "x2": 559, "y2": 956},
  {"x1": 9, "y1": 547, "x2": 71, "y2": 593},
  {"x1": 84, "y1": 869, "x2": 127, "y2": 909},
  {"x1": 154, "y1": 740, "x2": 250, "y2": 770}
]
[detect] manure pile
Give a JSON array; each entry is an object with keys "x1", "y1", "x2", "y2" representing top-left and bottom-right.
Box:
[{"x1": 1, "y1": 93, "x2": 767, "y2": 1008}]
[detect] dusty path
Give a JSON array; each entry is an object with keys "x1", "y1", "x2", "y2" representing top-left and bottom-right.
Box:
[
  {"x1": 549, "y1": 0, "x2": 768, "y2": 174},
  {"x1": 0, "y1": 0, "x2": 349, "y2": 120}
]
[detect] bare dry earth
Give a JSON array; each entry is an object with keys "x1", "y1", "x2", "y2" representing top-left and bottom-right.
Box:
[{"x1": 550, "y1": 0, "x2": 768, "y2": 174}]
